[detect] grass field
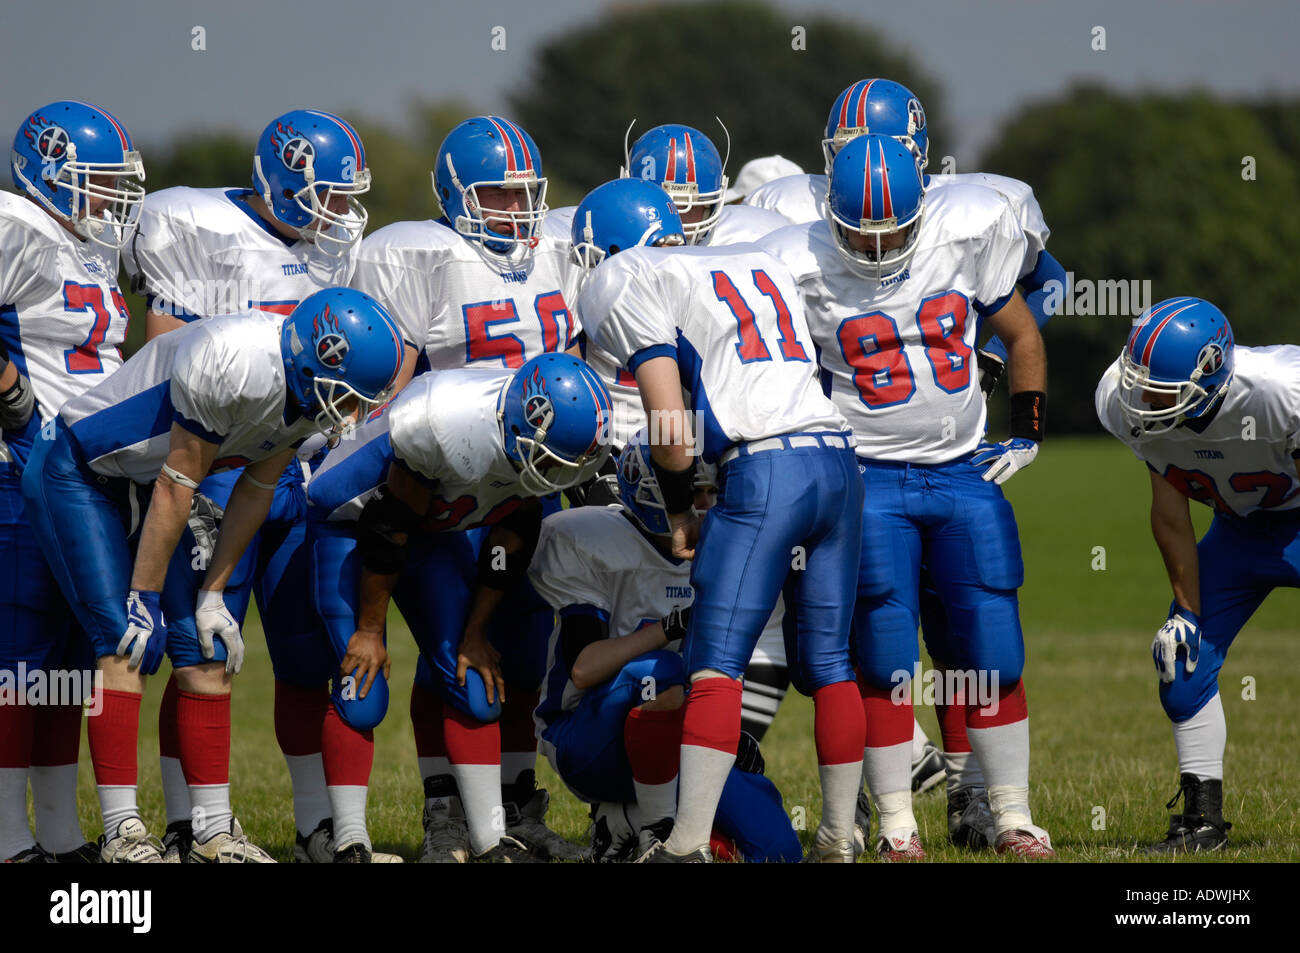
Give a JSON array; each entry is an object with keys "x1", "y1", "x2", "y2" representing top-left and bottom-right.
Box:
[{"x1": 57, "y1": 435, "x2": 1300, "y2": 862}]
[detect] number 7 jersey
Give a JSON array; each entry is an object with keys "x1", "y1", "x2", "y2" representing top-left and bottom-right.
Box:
[{"x1": 759, "y1": 182, "x2": 1026, "y2": 463}]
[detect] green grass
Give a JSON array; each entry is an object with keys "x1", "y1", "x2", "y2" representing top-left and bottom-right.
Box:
[{"x1": 55, "y1": 436, "x2": 1300, "y2": 861}]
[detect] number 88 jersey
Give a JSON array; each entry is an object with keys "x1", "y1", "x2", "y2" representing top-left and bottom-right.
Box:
[
  {"x1": 759, "y1": 182, "x2": 1026, "y2": 464},
  {"x1": 351, "y1": 218, "x2": 581, "y2": 372},
  {"x1": 0, "y1": 193, "x2": 129, "y2": 466}
]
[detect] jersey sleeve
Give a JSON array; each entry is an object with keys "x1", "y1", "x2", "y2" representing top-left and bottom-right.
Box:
[
  {"x1": 350, "y1": 234, "x2": 432, "y2": 351},
  {"x1": 973, "y1": 202, "x2": 1029, "y2": 316},
  {"x1": 124, "y1": 196, "x2": 212, "y2": 319},
  {"x1": 0, "y1": 214, "x2": 57, "y2": 305},
  {"x1": 384, "y1": 380, "x2": 446, "y2": 480},
  {"x1": 581, "y1": 255, "x2": 678, "y2": 371},
  {"x1": 528, "y1": 515, "x2": 610, "y2": 613},
  {"x1": 169, "y1": 327, "x2": 278, "y2": 443}
]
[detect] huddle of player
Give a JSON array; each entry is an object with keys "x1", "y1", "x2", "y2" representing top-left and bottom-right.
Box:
[{"x1": 2, "y1": 79, "x2": 1294, "y2": 864}]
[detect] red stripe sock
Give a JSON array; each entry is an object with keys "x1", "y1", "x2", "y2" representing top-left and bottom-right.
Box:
[
  {"x1": 967, "y1": 679, "x2": 1028, "y2": 729},
  {"x1": 274, "y1": 681, "x2": 328, "y2": 757},
  {"x1": 176, "y1": 691, "x2": 230, "y2": 786},
  {"x1": 680, "y1": 677, "x2": 742, "y2": 754},
  {"x1": 409, "y1": 679, "x2": 444, "y2": 760},
  {"x1": 87, "y1": 689, "x2": 141, "y2": 786},
  {"x1": 320, "y1": 703, "x2": 374, "y2": 787},
  {"x1": 813, "y1": 680, "x2": 865, "y2": 765},
  {"x1": 709, "y1": 829, "x2": 739, "y2": 862},
  {"x1": 442, "y1": 703, "x2": 500, "y2": 765},
  {"x1": 858, "y1": 676, "x2": 913, "y2": 748},
  {"x1": 935, "y1": 697, "x2": 972, "y2": 753},
  {"x1": 158, "y1": 674, "x2": 181, "y2": 763},
  {"x1": 624, "y1": 706, "x2": 684, "y2": 784},
  {"x1": 32, "y1": 704, "x2": 82, "y2": 767}
]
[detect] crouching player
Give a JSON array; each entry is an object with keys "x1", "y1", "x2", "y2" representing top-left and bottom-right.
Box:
[
  {"x1": 1096, "y1": 297, "x2": 1300, "y2": 852},
  {"x1": 304, "y1": 352, "x2": 612, "y2": 861},
  {"x1": 530, "y1": 431, "x2": 802, "y2": 862},
  {"x1": 21, "y1": 288, "x2": 403, "y2": 862}
]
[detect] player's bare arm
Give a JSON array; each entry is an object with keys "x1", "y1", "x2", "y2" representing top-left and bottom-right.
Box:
[
  {"x1": 130, "y1": 423, "x2": 218, "y2": 593},
  {"x1": 984, "y1": 290, "x2": 1047, "y2": 395},
  {"x1": 570, "y1": 620, "x2": 670, "y2": 690},
  {"x1": 634, "y1": 355, "x2": 699, "y2": 559},
  {"x1": 1148, "y1": 467, "x2": 1201, "y2": 616},
  {"x1": 200, "y1": 447, "x2": 296, "y2": 594},
  {"x1": 145, "y1": 307, "x2": 187, "y2": 341}
]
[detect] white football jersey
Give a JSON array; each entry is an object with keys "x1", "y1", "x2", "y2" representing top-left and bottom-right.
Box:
[
  {"x1": 530, "y1": 505, "x2": 693, "y2": 730},
  {"x1": 580, "y1": 243, "x2": 850, "y2": 463},
  {"x1": 748, "y1": 171, "x2": 1048, "y2": 280},
  {"x1": 123, "y1": 187, "x2": 356, "y2": 319},
  {"x1": 1096, "y1": 346, "x2": 1300, "y2": 518},
  {"x1": 60, "y1": 311, "x2": 317, "y2": 483},
  {"x1": 0, "y1": 193, "x2": 129, "y2": 466},
  {"x1": 308, "y1": 366, "x2": 534, "y2": 532},
  {"x1": 759, "y1": 183, "x2": 1025, "y2": 463},
  {"x1": 541, "y1": 205, "x2": 576, "y2": 243},
  {"x1": 706, "y1": 204, "x2": 791, "y2": 246},
  {"x1": 351, "y1": 220, "x2": 582, "y2": 370}
]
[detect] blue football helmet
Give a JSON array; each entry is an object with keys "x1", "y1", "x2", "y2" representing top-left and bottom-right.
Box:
[
  {"x1": 433, "y1": 116, "x2": 548, "y2": 256},
  {"x1": 281, "y1": 288, "x2": 404, "y2": 435},
  {"x1": 1119, "y1": 297, "x2": 1235, "y2": 428},
  {"x1": 621, "y1": 122, "x2": 729, "y2": 244},
  {"x1": 823, "y1": 79, "x2": 929, "y2": 175},
  {"x1": 253, "y1": 110, "x2": 370, "y2": 257},
  {"x1": 497, "y1": 353, "x2": 613, "y2": 495},
  {"x1": 11, "y1": 100, "x2": 145, "y2": 249},
  {"x1": 571, "y1": 179, "x2": 685, "y2": 270},
  {"x1": 615, "y1": 429, "x2": 716, "y2": 536},
  {"x1": 826, "y1": 134, "x2": 925, "y2": 281}
]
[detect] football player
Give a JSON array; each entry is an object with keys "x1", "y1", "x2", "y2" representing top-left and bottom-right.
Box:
[
  {"x1": 304, "y1": 352, "x2": 611, "y2": 861},
  {"x1": 122, "y1": 108, "x2": 387, "y2": 863},
  {"x1": 760, "y1": 135, "x2": 1053, "y2": 858},
  {"x1": 723, "y1": 155, "x2": 805, "y2": 205},
  {"x1": 529, "y1": 430, "x2": 802, "y2": 863},
  {"x1": 0, "y1": 101, "x2": 145, "y2": 863},
  {"x1": 351, "y1": 116, "x2": 586, "y2": 862},
  {"x1": 1095, "y1": 298, "x2": 1300, "y2": 852},
  {"x1": 20, "y1": 288, "x2": 403, "y2": 862},
  {"x1": 577, "y1": 177, "x2": 867, "y2": 862}
]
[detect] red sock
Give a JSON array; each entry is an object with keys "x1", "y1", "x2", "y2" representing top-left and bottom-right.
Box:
[
  {"x1": 87, "y1": 689, "x2": 141, "y2": 785},
  {"x1": 0, "y1": 703, "x2": 36, "y2": 768},
  {"x1": 680, "y1": 677, "x2": 742, "y2": 754},
  {"x1": 320, "y1": 703, "x2": 374, "y2": 786},
  {"x1": 935, "y1": 698, "x2": 972, "y2": 753},
  {"x1": 858, "y1": 675, "x2": 913, "y2": 749},
  {"x1": 709, "y1": 829, "x2": 739, "y2": 862},
  {"x1": 624, "y1": 706, "x2": 684, "y2": 784},
  {"x1": 176, "y1": 691, "x2": 230, "y2": 786},
  {"x1": 32, "y1": 704, "x2": 82, "y2": 767},
  {"x1": 158, "y1": 674, "x2": 181, "y2": 763},
  {"x1": 813, "y1": 680, "x2": 865, "y2": 765},
  {"x1": 967, "y1": 679, "x2": 1028, "y2": 729},
  {"x1": 409, "y1": 679, "x2": 444, "y2": 760},
  {"x1": 274, "y1": 681, "x2": 328, "y2": 757},
  {"x1": 442, "y1": 703, "x2": 499, "y2": 765}
]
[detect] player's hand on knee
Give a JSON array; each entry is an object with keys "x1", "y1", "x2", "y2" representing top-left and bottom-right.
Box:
[
  {"x1": 196, "y1": 590, "x2": 245, "y2": 675},
  {"x1": 457, "y1": 631, "x2": 505, "y2": 706},
  {"x1": 341, "y1": 628, "x2": 389, "y2": 699},
  {"x1": 1152, "y1": 607, "x2": 1201, "y2": 683},
  {"x1": 669, "y1": 509, "x2": 700, "y2": 560},
  {"x1": 120, "y1": 589, "x2": 167, "y2": 675},
  {"x1": 971, "y1": 438, "x2": 1039, "y2": 485}
]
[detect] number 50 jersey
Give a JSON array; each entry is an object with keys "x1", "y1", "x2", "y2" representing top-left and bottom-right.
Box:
[
  {"x1": 759, "y1": 182, "x2": 1026, "y2": 464},
  {"x1": 579, "y1": 243, "x2": 849, "y2": 464}
]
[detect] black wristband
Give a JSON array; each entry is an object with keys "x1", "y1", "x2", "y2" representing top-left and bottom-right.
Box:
[
  {"x1": 651, "y1": 458, "x2": 696, "y2": 515},
  {"x1": 1009, "y1": 391, "x2": 1046, "y2": 442}
]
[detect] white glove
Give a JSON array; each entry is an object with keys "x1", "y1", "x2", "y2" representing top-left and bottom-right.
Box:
[
  {"x1": 971, "y1": 438, "x2": 1039, "y2": 485},
  {"x1": 196, "y1": 589, "x2": 244, "y2": 675},
  {"x1": 1152, "y1": 608, "x2": 1201, "y2": 683}
]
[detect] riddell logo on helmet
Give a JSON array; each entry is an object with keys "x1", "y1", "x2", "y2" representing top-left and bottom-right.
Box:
[{"x1": 502, "y1": 170, "x2": 534, "y2": 183}]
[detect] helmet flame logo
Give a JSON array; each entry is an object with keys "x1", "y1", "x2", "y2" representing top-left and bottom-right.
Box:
[
  {"x1": 312, "y1": 305, "x2": 349, "y2": 368},
  {"x1": 522, "y1": 367, "x2": 554, "y2": 433},
  {"x1": 272, "y1": 122, "x2": 314, "y2": 172}
]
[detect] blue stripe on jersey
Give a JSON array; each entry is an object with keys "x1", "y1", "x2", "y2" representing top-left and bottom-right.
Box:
[
  {"x1": 674, "y1": 332, "x2": 730, "y2": 465},
  {"x1": 172, "y1": 409, "x2": 224, "y2": 444},
  {"x1": 67, "y1": 380, "x2": 174, "y2": 466},
  {"x1": 627, "y1": 343, "x2": 677, "y2": 375},
  {"x1": 0, "y1": 304, "x2": 42, "y2": 468},
  {"x1": 224, "y1": 189, "x2": 298, "y2": 249},
  {"x1": 145, "y1": 293, "x2": 201, "y2": 322},
  {"x1": 305, "y1": 430, "x2": 394, "y2": 517},
  {"x1": 975, "y1": 289, "x2": 1013, "y2": 318},
  {"x1": 560, "y1": 605, "x2": 610, "y2": 621}
]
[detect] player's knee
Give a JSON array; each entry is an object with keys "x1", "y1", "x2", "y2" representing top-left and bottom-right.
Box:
[
  {"x1": 333, "y1": 673, "x2": 390, "y2": 732},
  {"x1": 960, "y1": 593, "x2": 1024, "y2": 684},
  {"x1": 456, "y1": 669, "x2": 502, "y2": 724},
  {"x1": 851, "y1": 605, "x2": 918, "y2": 689},
  {"x1": 622, "y1": 650, "x2": 686, "y2": 692},
  {"x1": 1159, "y1": 675, "x2": 1215, "y2": 723}
]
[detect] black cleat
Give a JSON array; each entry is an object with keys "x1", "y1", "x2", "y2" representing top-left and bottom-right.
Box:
[
  {"x1": 161, "y1": 820, "x2": 193, "y2": 863},
  {"x1": 50, "y1": 842, "x2": 101, "y2": 863},
  {"x1": 4, "y1": 846, "x2": 51, "y2": 863},
  {"x1": 1146, "y1": 773, "x2": 1232, "y2": 854},
  {"x1": 471, "y1": 835, "x2": 543, "y2": 863},
  {"x1": 333, "y1": 842, "x2": 373, "y2": 863}
]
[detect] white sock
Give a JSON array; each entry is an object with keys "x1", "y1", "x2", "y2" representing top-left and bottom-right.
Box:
[
  {"x1": 875, "y1": 789, "x2": 917, "y2": 836},
  {"x1": 968, "y1": 718, "x2": 1032, "y2": 833},
  {"x1": 664, "y1": 744, "x2": 734, "y2": 854},
  {"x1": 500, "y1": 752, "x2": 536, "y2": 793},
  {"x1": 453, "y1": 762, "x2": 503, "y2": 854},
  {"x1": 944, "y1": 750, "x2": 987, "y2": 794},
  {"x1": 862, "y1": 740, "x2": 911, "y2": 804},
  {"x1": 189, "y1": 784, "x2": 233, "y2": 843},
  {"x1": 328, "y1": 785, "x2": 370, "y2": 851},
  {"x1": 30, "y1": 764, "x2": 84, "y2": 853},
  {"x1": 633, "y1": 778, "x2": 677, "y2": 827},
  {"x1": 819, "y1": 760, "x2": 863, "y2": 844},
  {"x1": 1173, "y1": 692, "x2": 1226, "y2": 780},
  {"x1": 911, "y1": 719, "x2": 930, "y2": 760},
  {"x1": 160, "y1": 755, "x2": 191, "y2": 826},
  {"x1": 0, "y1": 767, "x2": 34, "y2": 858},
  {"x1": 98, "y1": 785, "x2": 139, "y2": 838},
  {"x1": 284, "y1": 753, "x2": 331, "y2": 837}
]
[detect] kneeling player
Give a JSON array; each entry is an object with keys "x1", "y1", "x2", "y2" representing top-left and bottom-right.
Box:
[
  {"x1": 530, "y1": 432, "x2": 802, "y2": 862},
  {"x1": 1096, "y1": 297, "x2": 1300, "y2": 852}
]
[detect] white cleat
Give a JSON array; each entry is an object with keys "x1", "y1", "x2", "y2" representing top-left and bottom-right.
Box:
[
  {"x1": 188, "y1": 819, "x2": 277, "y2": 863},
  {"x1": 419, "y1": 800, "x2": 470, "y2": 864},
  {"x1": 994, "y1": 823, "x2": 1055, "y2": 859},
  {"x1": 806, "y1": 826, "x2": 860, "y2": 863},
  {"x1": 99, "y1": 818, "x2": 164, "y2": 864},
  {"x1": 876, "y1": 827, "x2": 926, "y2": 862}
]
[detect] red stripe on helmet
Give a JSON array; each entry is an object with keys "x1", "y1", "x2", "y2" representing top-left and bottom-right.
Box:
[
  {"x1": 684, "y1": 132, "x2": 697, "y2": 184},
  {"x1": 861, "y1": 142, "x2": 872, "y2": 220},
  {"x1": 310, "y1": 111, "x2": 364, "y2": 168},
  {"x1": 75, "y1": 101, "x2": 130, "y2": 150},
  {"x1": 839, "y1": 80, "x2": 866, "y2": 131},
  {"x1": 486, "y1": 117, "x2": 518, "y2": 172},
  {"x1": 502, "y1": 118, "x2": 534, "y2": 171},
  {"x1": 665, "y1": 137, "x2": 677, "y2": 182},
  {"x1": 1139, "y1": 300, "x2": 1197, "y2": 367},
  {"x1": 856, "y1": 80, "x2": 876, "y2": 128},
  {"x1": 878, "y1": 139, "x2": 894, "y2": 219}
]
